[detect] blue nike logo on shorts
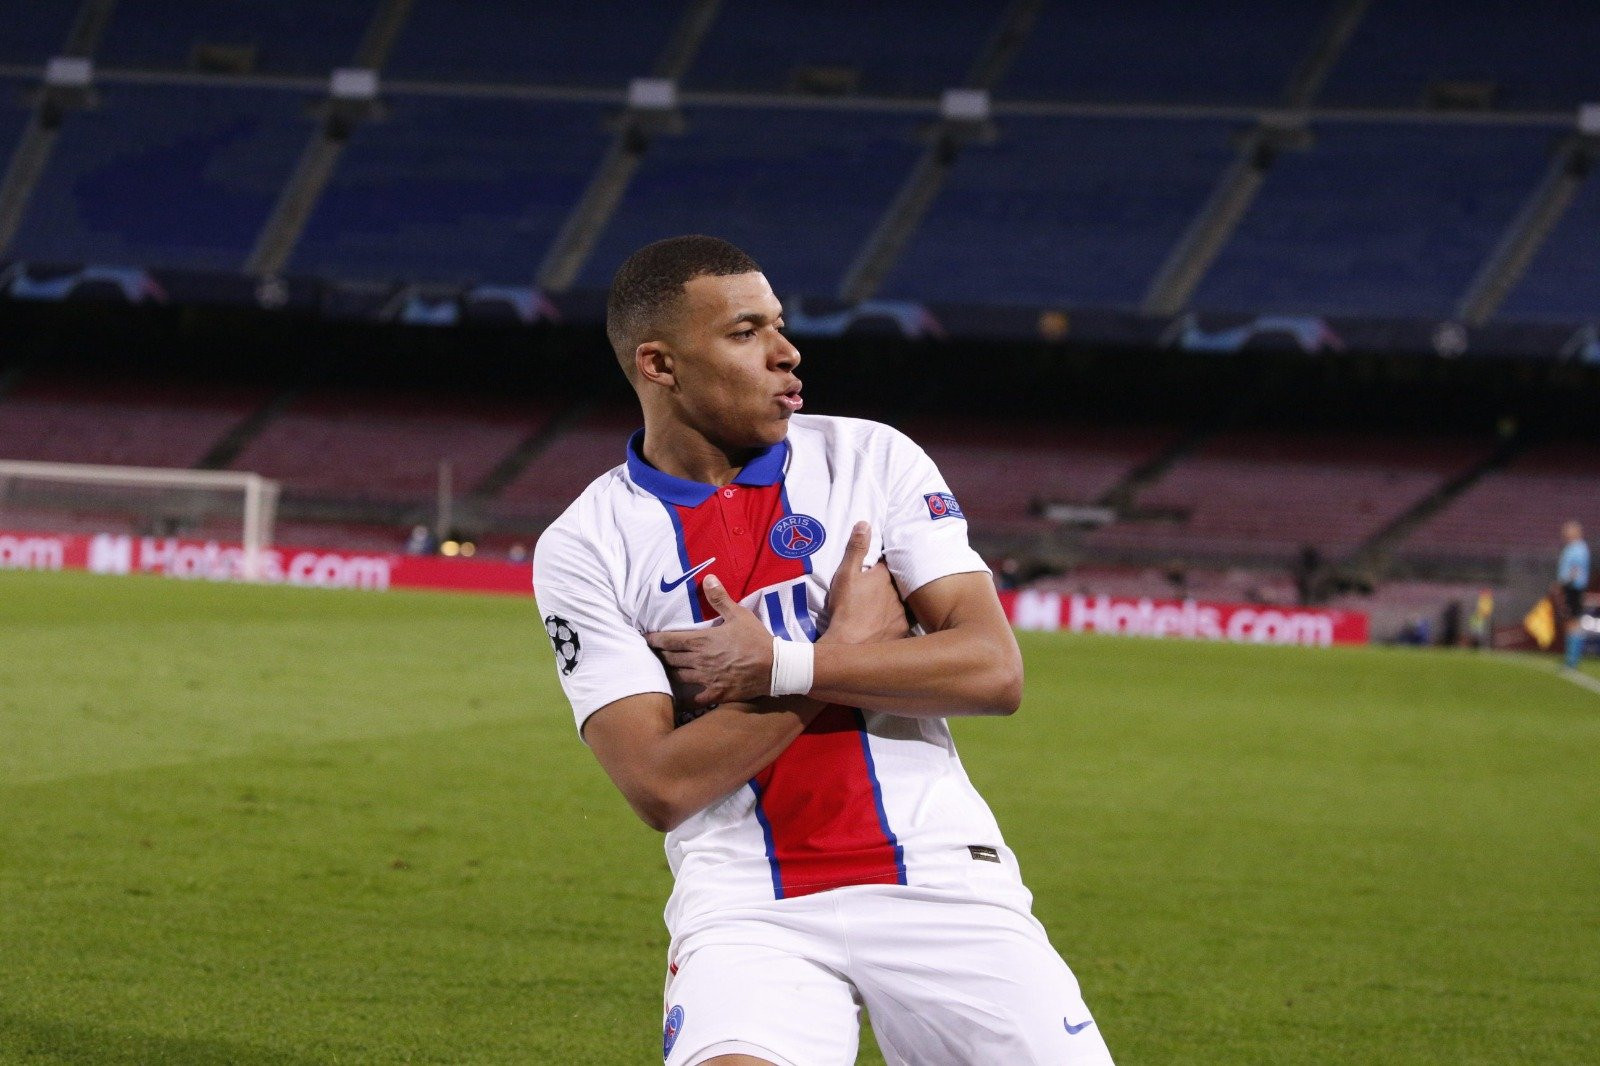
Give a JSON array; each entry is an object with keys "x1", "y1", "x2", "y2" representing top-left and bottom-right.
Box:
[
  {"x1": 660, "y1": 557, "x2": 716, "y2": 593},
  {"x1": 1064, "y1": 1018, "x2": 1095, "y2": 1035}
]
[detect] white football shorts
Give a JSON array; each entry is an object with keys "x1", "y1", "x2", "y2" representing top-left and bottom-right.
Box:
[{"x1": 661, "y1": 884, "x2": 1114, "y2": 1065}]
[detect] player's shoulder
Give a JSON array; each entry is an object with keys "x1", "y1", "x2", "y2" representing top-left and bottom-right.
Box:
[{"x1": 788, "y1": 413, "x2": 924, "y2": 458}]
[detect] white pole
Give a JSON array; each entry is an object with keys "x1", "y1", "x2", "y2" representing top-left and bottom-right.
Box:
[{"x1": 243, "y1": 475, "x2": 262, "y2": 581}]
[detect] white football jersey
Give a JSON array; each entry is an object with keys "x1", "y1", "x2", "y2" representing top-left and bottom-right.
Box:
[{"x1": 534, "y1": 414, "x2": 1031, "y2": 935}]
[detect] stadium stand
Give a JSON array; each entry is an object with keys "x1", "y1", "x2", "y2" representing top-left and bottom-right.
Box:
[
  {"x1": 6, "y1": 85, "x2": 310, "y2": 271},
  {"x1": 1085, "y1": 429, "x2": 1494, "y2": 561},
  {"x1": 681, "y1": 0, "x2": 1001, "y2": 98},
  {"x1": 880, "y1": 117, "x2": 1238, "y2": 308},
  {"x1": 0, "y1": 376, "x2": 260, "y2": 468},
  {"x1": 1500, "y1": 173, "x2": 1600, "y2": 323},
  {"x1": 1398, "y1": 442, "x2": 1600, "y2": 561},
  {"x1": 999, "y1": 0, "x2": 1334, "y2": 103},
  {"x1": 0, "y1": 0, "x2": 80, "y2": 64},
  {"x1": 898, "y1": 415, "x2": 1176, "y2": 534},
  {"x1": 577, "y1": 108, "x2": 926, "y2": 298},
  {"x1": 0, "y1": 0, "x2": 1594, "y2": 623},
  {"x1": 384, "y1": 0, "x2": 683, "y2": 86},
  {"x1": 1317, "y1": 0, "x2": 1600, "y2": 110},
  {"x1": 226, "y1": 390, "x2": 550, "y2": 503},
  {"x1": 1193, "y1": 124, "x2": 1552, "y2": 318},
  {"x1": 291, "y1": 98, "x2": 614, "y2": 284},
  {"x1": 490, "y1": 405, "x2": 643, "y2": 520},
  {"x1": 97, "y1": 0, "x2": 374, "y2": 75}
]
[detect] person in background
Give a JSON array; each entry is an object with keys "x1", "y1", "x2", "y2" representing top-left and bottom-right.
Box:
[
  {"x1": 1558, "y1": 520, "x2": 1590, "y2": 669},
  {"x1": 405, "y1": 524, "x2": 438, "y2": 556},
  {"x1": 1468, "y1": 588, "x2": 1494, "y2": 650}
]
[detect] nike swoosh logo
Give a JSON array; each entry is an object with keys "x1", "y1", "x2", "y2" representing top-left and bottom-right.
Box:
[
  {"x1": 660, "y1": 557, "x2": 716, "y2": 593},
  {"x1": 1064, "y1": 1019, "x2": 1095, "y2": 1035}
]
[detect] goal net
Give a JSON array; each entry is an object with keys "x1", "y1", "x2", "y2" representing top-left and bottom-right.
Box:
[{"x1": 0, "y1": 459, "x2": 280, "y2": 580}]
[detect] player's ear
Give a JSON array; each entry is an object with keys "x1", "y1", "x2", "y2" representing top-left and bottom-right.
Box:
[{"x1": 636, "y1": 341, "x2": 677, "y2": 388}]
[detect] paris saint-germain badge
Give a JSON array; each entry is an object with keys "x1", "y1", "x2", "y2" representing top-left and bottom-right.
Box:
[
  {"x1": 663, "y1": 1004, "x2": 685, "y2": 1058},
  {"x1": 769, "y1": 514, "x2": 826, "y2": 559}
]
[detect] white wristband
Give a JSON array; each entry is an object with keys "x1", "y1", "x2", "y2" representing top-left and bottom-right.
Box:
[{"x1": 768, "y1": 637, "x2": 815, "y2": 697}]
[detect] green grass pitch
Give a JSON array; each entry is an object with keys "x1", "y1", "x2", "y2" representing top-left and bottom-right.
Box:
[{"x1": 2, "y1": 569, "x2": 1596, "y2": 1064}]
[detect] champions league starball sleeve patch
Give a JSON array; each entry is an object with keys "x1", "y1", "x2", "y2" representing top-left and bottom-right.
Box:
[
  {"x1": 543, "y1": 614, "x2": 582, "y2": 675},
  {"x1": 924, "y1": 491, "x2": 964, "y2": 520}
]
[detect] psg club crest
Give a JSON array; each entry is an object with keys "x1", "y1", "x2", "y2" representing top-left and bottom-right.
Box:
[
  {"x1": 769, "y1": 514, "x2": 825, "y2": 559},
  {"x1": 543, "y1": 615, "x2": 581, "y2": 675},
  {"x1": 663, "y1": 1004, "x2": 685, "y2": 1058}
]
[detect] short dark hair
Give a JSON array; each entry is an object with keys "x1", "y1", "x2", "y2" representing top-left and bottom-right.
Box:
[{"x1": 606, "y1": 235, "x2": 761, "y2": 378}]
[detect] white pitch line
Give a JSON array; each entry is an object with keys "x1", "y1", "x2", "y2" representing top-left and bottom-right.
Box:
[{"x1": 1489, "y1": 650, "x2": 1600, "y2": 698}]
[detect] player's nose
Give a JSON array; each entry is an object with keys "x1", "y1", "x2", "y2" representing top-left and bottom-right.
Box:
[{"x1": 771, "y1": 331, "x2": 800, "y2": 372}]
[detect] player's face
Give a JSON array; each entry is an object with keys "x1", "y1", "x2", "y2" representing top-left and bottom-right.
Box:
[{"x1": 668, "y1": 272, "x2": 802, "y2": 449}]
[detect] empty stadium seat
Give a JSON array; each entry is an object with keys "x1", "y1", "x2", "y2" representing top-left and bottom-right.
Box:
[
  {"x1": 879, "y1": 117, "x2": 1236, "y2": 308},
  {"x1": 292, "y1": 97, "x2": 613, "y2": 284},
  {"x1": 7, "y1": 85, "x2": 311, "y2": 271},
  {"x1": 578, "y1": 107, "x2": 924, "y2": 296},
  {"x1": 1000, "y1": 0, "x2": 1333, "y2": 104},
  {"x1": 227, "y1": 390, "x2": 551, "y2": 503},
  {"x1": 1398, "y1": 443, "x2": 1600, "y2": 560},
  {"x1": 1194, "y1": 124, "x2": 1550, "y2": 318},
  {"x1": 1087, "y1": 430, "x2": 1492, "y2": 561}
]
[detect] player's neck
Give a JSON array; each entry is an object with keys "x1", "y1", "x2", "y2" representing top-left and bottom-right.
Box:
[{"x1": 639, "y1": 419, "x2": 759, "y2": 487}]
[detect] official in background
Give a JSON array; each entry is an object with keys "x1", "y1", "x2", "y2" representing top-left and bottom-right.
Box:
[{"x1": 1558, "y1": 520, "x2": 1590, "y2": 669}]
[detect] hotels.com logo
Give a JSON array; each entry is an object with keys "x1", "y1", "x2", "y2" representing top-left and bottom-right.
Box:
[{"x1": 87, "y1": 535, "x2": 392, "y2": 590}]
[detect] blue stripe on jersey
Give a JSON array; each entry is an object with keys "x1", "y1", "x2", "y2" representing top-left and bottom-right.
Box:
[
  {"x1": 854, "y1": 709, "x2": 907, "y2": 886},
  {"x1": 747, "y1": 774, "x2": 785, "y2": 899},
  {"x1": 657, "y1": 499, "x2": 703, "y2": 623},
  {"x1": 764, "y1": 590, "x2": 791, "y2": 640},
  {"x1": 792, "y1": 583, "x2": 818, "y2": 642}
]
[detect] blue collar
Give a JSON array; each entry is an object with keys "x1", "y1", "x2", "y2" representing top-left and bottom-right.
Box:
[{"x1": 625, "y1": 429, "x2": 789, "y2": 507}]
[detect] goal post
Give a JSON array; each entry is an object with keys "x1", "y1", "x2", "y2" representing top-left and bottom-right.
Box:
[{"x1": 0, "y1": 459, "x2": 281, "y2": 580}]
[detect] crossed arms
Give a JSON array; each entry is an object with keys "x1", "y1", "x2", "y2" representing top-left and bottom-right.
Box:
[{"x1": 582, "y1": 522, "x2": 1023, "y2": 832}]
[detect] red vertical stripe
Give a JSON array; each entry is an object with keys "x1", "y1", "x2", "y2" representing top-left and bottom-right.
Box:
[
  {"x1": 750, "y1": 706, "x2": 903, "y2": 898},
  {"x1": 670, "y1": 483, "x2": 897, "y2": 898}
]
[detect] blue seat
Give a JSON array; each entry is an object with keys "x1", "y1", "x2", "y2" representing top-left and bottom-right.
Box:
[
  {"x1": 98, "y1": 0, "x2": 376, "y2": 74},
  {"x1": 0, "y1": 0, "x2": 81, "y2": 65},
  {"x1": 579, "y1": 107, "x2": 923, "y2": 296},
  {"x1": 7, "y1": 85, "x2": 312, "y2": 270},
  {"x1": 1500, "y1": 176, "x2": 1600, "y2": 322},
  {"x1": 1194, "y1": 124, "x2": 1550, "y2": 317},
  {"x1": 1320, "y1": 0, "x2": 1600, "y2": 109},
  {"x1": 292, "y1": 97, "x2": 613, "y2": 284},
  {"x1": 385, "y1": 0, "x2": 684, "y2": 86},
  {"x1": 683, "y1": 0, "x2": 1003, "y2": 98},
  {"x1": 1001, "y1": 0, "x2": 1335, "y2": 104},
  {"x1": 881, "y1": 117, "x2": 1236, "y2": 308}
]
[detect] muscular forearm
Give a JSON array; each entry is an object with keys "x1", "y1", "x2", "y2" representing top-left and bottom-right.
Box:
[
  {"x1": 810, "y1": 624, "x2": 1022, "y2": 717},
  {"x1": 629, "y1": 696, "x2": 823, "y2": 831}
]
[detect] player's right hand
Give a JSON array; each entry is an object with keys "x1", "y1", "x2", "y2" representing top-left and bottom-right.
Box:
[{"x1": 821, "y1": 522, "x2": 914, "y2": 646}]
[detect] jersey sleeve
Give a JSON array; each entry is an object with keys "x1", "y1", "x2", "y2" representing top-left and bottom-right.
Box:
[
  {"x1": 877, "y1": 427, "x2": 990, "y2": 595},
  {"x1": 533, "y1": 524, "x2": 671, "y2": 738}
]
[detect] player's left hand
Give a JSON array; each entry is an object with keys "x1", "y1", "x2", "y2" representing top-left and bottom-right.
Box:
[{"x1": 647, "y1": 575, "x2": 773, "y2": 707}]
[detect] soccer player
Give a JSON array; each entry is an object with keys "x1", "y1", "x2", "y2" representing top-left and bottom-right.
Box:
[
  {"x1": 534, "y1": 235, "x2": 1113, "y2": 1066},
  {"x1": 1559, "y1": 520, "x2": 1589, "y2": 669}
]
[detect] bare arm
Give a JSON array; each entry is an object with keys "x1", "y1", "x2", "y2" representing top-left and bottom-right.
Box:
[
  {"x1": 648, "y1": 526, "x2": 1022, "y2": 718},
  {"x1": 584, "y1": 522, "x2": 912, "y2": 833},
  {"x1": 583, "y1": 692, "x2": 821, "y2": 833},
  {"x1": 808, "y1": 571, "x2": 1021, "y2": 716}
]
